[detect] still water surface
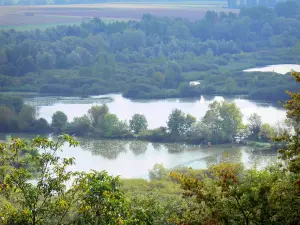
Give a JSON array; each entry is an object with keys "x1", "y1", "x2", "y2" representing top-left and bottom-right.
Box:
[
  {"x1": 0, "y1": 134, "x2": 277, "y2": 179},
  {"x1": 60, "y1": 138, "x2": 277, "y2": 178},
  {"x1": 243, "y1": 64, "x2": 300, "y2": 74},
  {"x1": 26, "y1": 94, "x2": 285, "y2": 128},
  {"x1": 17, "y1": 94, "x2": 284, "y2": 178}
]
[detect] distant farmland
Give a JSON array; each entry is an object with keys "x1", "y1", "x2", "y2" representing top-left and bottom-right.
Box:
[{"x1": 0, "y1": 2, "x2": 238, "y2": 29}]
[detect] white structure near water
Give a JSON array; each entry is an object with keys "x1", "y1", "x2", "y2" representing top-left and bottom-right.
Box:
[{"x1": 189, "y1": 80, "x2": 201, "y2": 86}]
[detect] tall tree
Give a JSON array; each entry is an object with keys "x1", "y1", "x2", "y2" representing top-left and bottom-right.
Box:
[
  {"x1": 0, "y1": 106, "x2": 15, "y2": 132},
  {"x1": 51, "y1": 111, "x2": 68, "y2": 132},
  {"x1": 0, "y1": 135, "x2": 134, "y2": 224},
  {"x1": 225, "y1": 77, "x2": 237, "y2": 94},
  {"x1": 276, "y1": 72, "x2": 300, "y2": 173},
  {"x1": 202, "y1": 101, "x2": 243, "y2": 143},
  {"x1": 129, "y1": 113, "x2": 148, "y2": 134},
  {"x1": 17, "y1": 105, "x2": 37, "y2": 131},
  {"x1": 87, "y1": 104, "x2": 109, "y2": 127},
  {"x1": 167, "y1": 109, "x2": 196, "y2": 137},
  {"x1": 248, "y1": 113, "x2": 262, "y2": 141}
]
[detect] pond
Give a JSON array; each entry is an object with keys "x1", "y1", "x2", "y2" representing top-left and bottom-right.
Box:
[
  {"x1": 25, "y1": 94, "x2": 286, "y2": 129},
  {"x1": 59, "y1": 139, "x2": 278, "y2": 178},
  {"x1": 12, "y1": 94, "x2": 285, "y2": 178},
  {"x1": 243, "y1": 64, "x2": 300, "y2": 74},
  {"x1": 0, "y1": 134, "x2": 277, "y2": 179}
]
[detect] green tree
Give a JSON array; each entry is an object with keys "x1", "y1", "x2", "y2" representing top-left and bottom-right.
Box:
[
  {"x1": 0, "y1": 135, "x2": 80, "y2": 225},
  {"x1": 101, "y1": 113, "x2": 120, "y2": 137},
  {"x1": 261, "y1": 23, "x2": 273, "y2": 38},
  {"x1": 0, "y1": 95, "x2": 24, "y2": 113},
  {"x1": 114, "y1": 120, "x2": 131, "y2": 137},
  {"x1": 201, "y1": 101, "x2": 243, "y2": 143},
  {"x1": 171, "y1": 160, "x2": 300, "y2": 225},
  {"x1": 225, "y1": 77, "x2": 237, "y2": 94},
  {"x1": 112, "y1": 29, "x2": 145, "y2": 50},
  {"x1": 205, "y1": 10, "x2": 218, "y2": 24},
  {"x1": 17, "y1": 105, "x2": 37, "y2": 131},
  {"x1": 129, "y1": 113, "x2": 148, "y2": 134},
  {"x1": 164, "y1": 61, "x2": 183, "y2": 89},
  {"x1": 167, "y1": 109, "x2": 196, "y2": 137},
  {"x1": 66, "y1": 51, "x2": 82, "y2": 66},
  {"x1": 148, "y1": 163, "x2": 169, "y2": 180},
  {"x1": 185, "y1": 114, "x2": 197, "y2": 136},
  {"x1": 153, "y1": 71, "x2": 165, "y2": 87},
  {"x1": 178, "y1": 82, "x2": 199, "y2": 97},
  {"x1": 248, "y1": 113, "x2": 262, "y2": 141},
  {"x1": 102, "y1": 66, "x2": 114, "y2": 79},
  {"x1": 166, "y1": 21, "x2": 190, "y2": 39},
  {"x1": 75, "y1": 47, "x2": 92, "y2": 66},
  {"x1": 0, "y1": 135, "x2": 135, "y2": 225},
  {"x1": 17, "y1": 56, "x2": 36, "y2": 76},
  {"x1": 87, "y1": 104, "x2": 109, "y2": 127},
  {"x1": 261, "y1": 123, "x2": 274, "y2": 141},
  {"x1": 68, "y1": 115, "x2": 92, "y2": 135},
  {"x1": 51, "y1": 111, "x2": 68, "y2": 132},
  {"x1": 0, "y1": 105, "x2": 15, "y2": 132},
  {"x1": 75, "y1": 171, "x2": 132, "y2": 225},
  {"x1": 167, "y1": 109, "x2": 186, "y2": 136},
  {"x1": 276, "y1": 72, "x2": 300, "y2": 173},
  {"x1": 36, "y1": 52, "x2": 56, "y2": 69},
  {"x1": 31, "y1": 118, "x2": 50, "y2": 133}
]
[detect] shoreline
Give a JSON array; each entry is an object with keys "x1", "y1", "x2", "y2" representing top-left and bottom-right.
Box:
[
  {"x1": 0, "y1": 131, "x2": 276, "y2": 152},
  {"x1": 0, "y1": 91, "x2": 286, "y2": 105}
]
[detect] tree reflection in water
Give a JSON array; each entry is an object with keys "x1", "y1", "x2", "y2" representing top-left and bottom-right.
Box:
[
  {"x1": 79, "y1": 138, "x2": 200, "y2": 159},
  {"x1": 77, "y1": 137, "x2": 277, "y2": 170},
  {"x1": 162, "y1": 143, "x2": 201, "y2": 153},
  {"x1": 129, "y1": 140, "x2": 148, "y2": 155},
  {"x1": 247, "y1": 149, "x2": 278, "y2": 169},
  {"x1": 151, "y1": 142, "x2": 162, "y2": 151},
  {"x1": 79, "y1": 138, "x2": 128, "y2": 159}
]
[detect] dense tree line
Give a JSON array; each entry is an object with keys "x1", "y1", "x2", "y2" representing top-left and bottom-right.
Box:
[
  {"x1": 0, "y1": 95, "x2": 50, "y2": 133},
  {"x1": 1, "y1": 2, "x2": 300, "y2": 101},
  {"x1": 0, "y1": 72, "x2": 299, "y2": 225}
]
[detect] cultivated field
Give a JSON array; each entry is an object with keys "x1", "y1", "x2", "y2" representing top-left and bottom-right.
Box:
[{"x1": 0, "y1": 2, "x2": 238, "y2": 29}]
